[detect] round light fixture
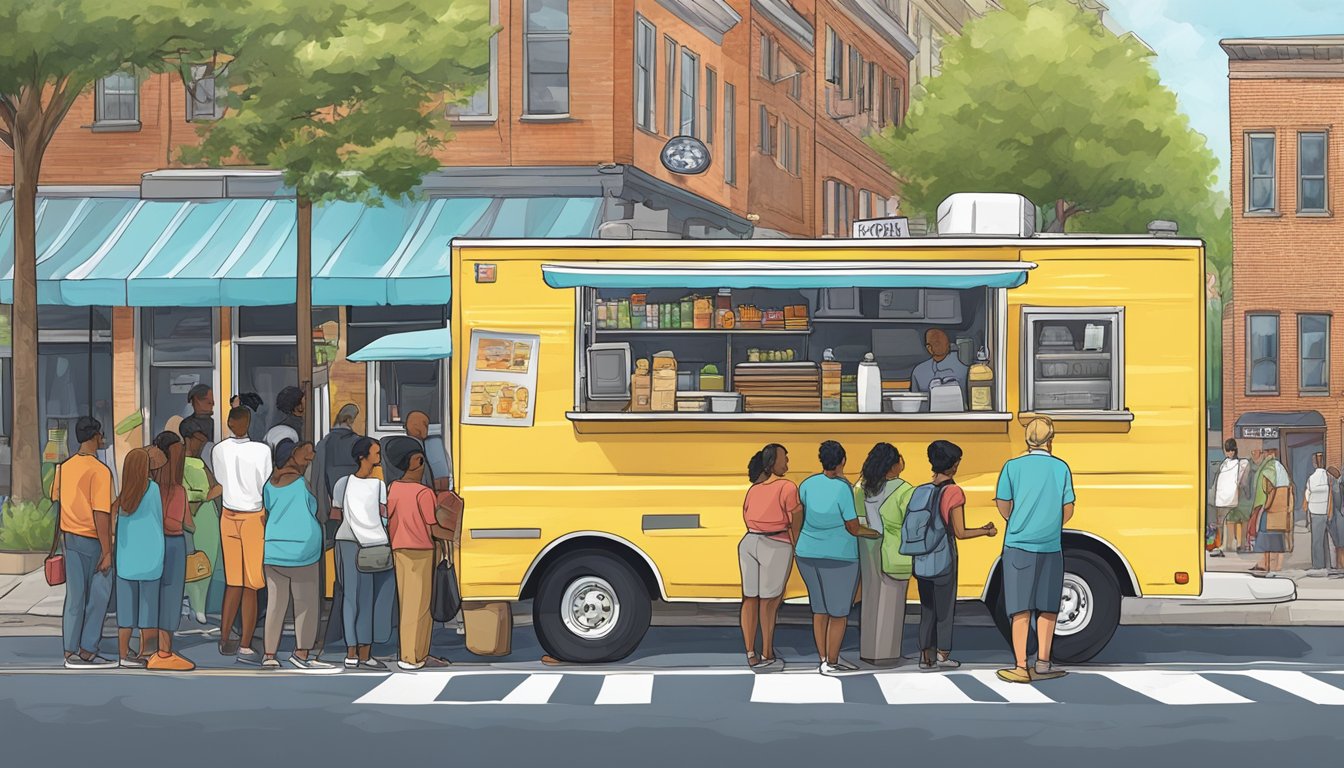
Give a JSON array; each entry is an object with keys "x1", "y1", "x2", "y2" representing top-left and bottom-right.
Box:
[{"x1": 660, "y1": 136, "x2": 711, "y2": 175}]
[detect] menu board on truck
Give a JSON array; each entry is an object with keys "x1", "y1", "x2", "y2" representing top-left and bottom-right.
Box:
[{"x1": 462, "y1": 330, "x2": 540, "y2": 428}]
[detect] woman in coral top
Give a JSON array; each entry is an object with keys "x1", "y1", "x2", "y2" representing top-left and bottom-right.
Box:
[{"x1": 738, "y1": 443, "x2": 800, "y2": 672}]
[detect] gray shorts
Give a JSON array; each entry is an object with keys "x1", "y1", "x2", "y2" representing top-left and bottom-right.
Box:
[
  {"x1": 1002, "y1": 546, "x2": 1064, "y2": 616},
  {"x1": 739, "y1": 534, "x2": 794, "y2": 599},
  {"x1": 796, "y1": 556, "x2": 860, "y2": 618}
]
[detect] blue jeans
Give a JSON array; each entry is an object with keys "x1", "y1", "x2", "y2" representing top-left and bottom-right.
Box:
[
  {"x1": 62, "y1": 533, "x2": 113, "y2": 655},
  {"x1": 159, "y1": 535, "x2": 187, "y2": 631},
  {"x1": 335, "y1": 541, "x2": 396, "y2": 648}
]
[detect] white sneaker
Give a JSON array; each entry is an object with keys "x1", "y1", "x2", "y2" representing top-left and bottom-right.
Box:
[
  {"x1": 397, "y1": 660, "x2": 425, "y2": 671},
  {"x1": 195, "y1": 612, "x2": 208, "y2": 625},
  {"x1": 344, "y1": 657, "x2": 360, "y2": 669},
  {"x1": 818, "y1": 661, "x2": 839, "y2": 675}
]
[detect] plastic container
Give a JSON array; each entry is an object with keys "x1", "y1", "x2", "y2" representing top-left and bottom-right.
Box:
[
  {"x1": 708, "y1": 393, "x2": 743, "y2": 413},
  {"x1": 857, "y1": 353, "x2": 882, "y2": 413},
  {"x1": 969, "y1": 346, "x2": 994, "y2": 412}
]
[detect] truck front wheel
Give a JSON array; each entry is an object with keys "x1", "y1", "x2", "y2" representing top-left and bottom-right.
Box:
[
  {"x1": 988, "y1": 549, "x2": 1122, "y2": 664},
  {"x1": 533, "y1": 549, "x2": 652, "y2": 663}
]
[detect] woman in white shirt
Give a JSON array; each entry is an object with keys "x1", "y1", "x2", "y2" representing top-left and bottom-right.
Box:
[
  {"x1": 333, "y1": 437, "x2": 395, "y2": 670},
  {"x1": 1304, "y1": 452, "x2": 1333, "y2": 571}
]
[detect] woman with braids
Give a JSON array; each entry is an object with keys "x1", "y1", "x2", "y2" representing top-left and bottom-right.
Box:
[
  {"x1": 853, "y1": 442, "x2": 916, "y2": 667},
  {"x1": 737, "y1": 443, "x2": 799, "y2": 672}
]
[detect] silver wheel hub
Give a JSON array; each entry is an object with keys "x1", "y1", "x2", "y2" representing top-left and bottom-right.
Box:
[
  {"x1": 1055, "y1": 573, "x2": 1093, "y2": 637},
  {"x1": 560, "y1": 576, "x2": 621, "y2": 640}
]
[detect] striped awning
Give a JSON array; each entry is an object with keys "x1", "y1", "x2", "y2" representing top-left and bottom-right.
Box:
[{"x1": 0, "y1": 195, "x2": 603, "y2": 306}]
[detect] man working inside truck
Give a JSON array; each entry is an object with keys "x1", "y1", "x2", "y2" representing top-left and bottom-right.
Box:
[{"x1": 910, "y1": 329, "x2": 968, "y2": 402}]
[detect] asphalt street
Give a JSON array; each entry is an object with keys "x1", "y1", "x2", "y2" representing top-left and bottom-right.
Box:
[{"x1": 2, "y1": 621, "x2": 1344, "y2": 767}]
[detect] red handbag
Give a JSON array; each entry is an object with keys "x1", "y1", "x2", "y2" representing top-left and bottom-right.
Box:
[{"x1": 44, "y1": 501, "x2": 65, "y2": 587}]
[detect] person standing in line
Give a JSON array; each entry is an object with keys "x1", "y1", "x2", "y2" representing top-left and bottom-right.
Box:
[
  {"x1": 146, "y1": 434, "x2": 195, "y2": 671},
  {"x1": 1211, "y1": 439, "x2": 1250, "y2": 557},
  {"x1": 264, "y1": 386, "x2": 306, "y2": 451},
  {"x1": 1328, "y1": 466, "x2": 1344, "y2": 572},
  {"x1": 994, "y1": 418, "x2": 1072, "y2": 684},
  {"x1": 1251, "y1": 445, "x2": 1290, "y2": 573},
  {"x1": 179, "y1": 417, "x2": 223, "y2": 628},
  {"x1": 260, "y1": 440, "x2": 334, "y2": 670},
  {"x1": 854, "y1": 442, "x2": 916, "y2": 668},
  {"x1": 114, "y1": 448, "x2": 166, "y2": 668},
  {"x1": 211, "y1": 406, "x2": 273, "y2": 664},
  {"x1": 738, "y1": 443, "x2": 798, "y2": 672},
  {"x1": 333, "y1": 437, "x2": 394, "y2": 670},
  {"x1": 387, "y1": 446, "x2": 452, "y2": 670},
  {"x1": 914, "y1": 440, "x2": 995, "y2": 671},
  {"x1": 1305, "y1": 452, "x2": 1333, "y2": 572},
  {"x1": 54, "y1": 416, "x2": 117, "y2": 669},
  {"x1": 795, "y1": 440, "x2": 880, "y2": 676},
  {"x1": 383, "y1": 411, "x2": 437, "y2": 487},
  {"x1": 314, "y1": 404, "x2": 361, "y2": 517},
  {"x1": 186, "y1": 384, "x2": 218, "y2": 472}
]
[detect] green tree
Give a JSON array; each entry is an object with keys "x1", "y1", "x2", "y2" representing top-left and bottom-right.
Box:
[
  {"x1": 869, "y1": 0, "x2": 1230, "y2": 413},
  {"x1": 184, "y1": 0, "x2": 494, "y2": 441},
  {"x1": 0, "y1": 1, "x2": 233, "y2": 502}
]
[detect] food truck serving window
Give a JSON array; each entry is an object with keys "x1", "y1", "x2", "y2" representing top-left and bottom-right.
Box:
[
  {"x1": 1020, "y1": 307, "x2": 1125, "y2": 413},
  {"x1": 570, "y1": 283, "x2": 1010, "y2": 419}
]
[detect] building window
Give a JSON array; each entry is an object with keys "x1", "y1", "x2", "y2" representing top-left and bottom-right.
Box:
[
  {"x1": 823, "y1": 179, "x2": 853, "y2": 236},
  {"x1": 760, "y1": 34, "x2": 776, "y2": 81},
  {"x1": 234, "y1": 306, "x2": 298, "y2": 442},
  {"x1": 1247, "y1": 313, "x2": 1280, "y2": 394},
  {"x1": 825, "y1": 27, "x2": 842, "y2": 85},
  {"x1": 866, "y1": 62, "x2": 877, "y2": 114},
  {"x1": 454, "y1": 0, "x2": 500, "y2": 121},
  {"x1": 375, "y1": 361, "x2": 442, "y2": 431},
  {"x1": 859, "y1": 190, "x2": 873, "y2": 219},
  {"x1": 185, "y1": 64, "x2": 227, "y2": 122},
  {"x1": 524, "y1": 0, "x2": 570, "y2": 117},
  {"x1": 663, "y1": 36, "x2": 677, "y2": 135},
  {"x1": 793, "y1": 125, "x2": 801, "y2": 177},
  {"x1": 1022, "y1": 307, "x2": 1125, "y2": 413},
  {"x1": 95, "y1": 70, "x2": 139, "y2": 127},
  {"x1": 36, "y1": 307, "x2": 113, "y2": 456},
  {"x1": 1299, "y1": 132, "x2": 1328, "y2": 213},
  {"x1": 780, "y1": 119, "x2": 792, "y2": 172},
  {"x1": 705, "y1": 67, "x2": 717, "y2": 145},
  {"x1": 724, "y1": 82, "x2": 737, "y2": 185},
  {"x1": 759, "y1": 106, "x2": 773, "y2": 155},
  {"x1": 846, "y1": 46, "x2": 859, "y2": 100},
  {"x1": 680, "y1": 48, "x2": 699, "y2": 137},
  {"x1": 635, "y1": 15, "x2": 657, "y2": 131},
  {"x1": 892, "y1": 85, "x2": 903, "y2": 127},
  {"x1": 1299, "y1": 314, "x2": 1330, "y2": 393},
  {"x1": 1246, "y1": 132, "x2": 1276, "y2": 213},
  {"x1": 141, "y1": 308, "x2": 215, "y2": 436}
]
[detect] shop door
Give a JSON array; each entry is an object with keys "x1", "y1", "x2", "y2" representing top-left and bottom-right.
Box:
[{"x1": 1285, "y1": 430, "x2": 1325, "y2": 526}]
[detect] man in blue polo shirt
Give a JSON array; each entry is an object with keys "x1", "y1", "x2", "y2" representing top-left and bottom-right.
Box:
[{"x1": 994, "y1": 416, "x2": 1075, "y2": 684}]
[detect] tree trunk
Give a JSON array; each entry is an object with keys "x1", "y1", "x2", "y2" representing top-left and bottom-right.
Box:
[
  {"x1": 10, "y1": 119, "x2": 43, "y2": 503},
  {"x1": 296, "y1": 195, "x2": 314, "y2": 444},
  {"x1": 1045, "y1": 199, "x2": 1071, "y2": 233}
]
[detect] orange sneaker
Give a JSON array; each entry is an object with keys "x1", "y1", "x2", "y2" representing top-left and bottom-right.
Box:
[{"x1": 147, "y1": 652, "x2": 196, "y2": 672}]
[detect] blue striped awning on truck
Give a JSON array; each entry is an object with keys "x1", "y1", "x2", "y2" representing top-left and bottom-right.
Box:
[
  {"x1": 540, "y1": 260, "x2": 1037, "y2": 290},
  {"x1": 347, "y1": 326, "x2": 452, "y2": 361},
  {"x1": 0, "y1": 195, "x2": 603, "y2": 306}
]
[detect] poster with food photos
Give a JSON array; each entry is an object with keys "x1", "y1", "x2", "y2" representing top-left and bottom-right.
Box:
[{"x1": 463, "y1": 330, "x2": 539, "y2": 427}]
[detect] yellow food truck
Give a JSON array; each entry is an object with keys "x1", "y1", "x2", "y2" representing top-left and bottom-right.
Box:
[{"x1": 448, "y1": 200, "x2": 1206, "y2": 664}]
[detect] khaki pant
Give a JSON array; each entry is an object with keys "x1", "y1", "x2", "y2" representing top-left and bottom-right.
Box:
[
  {"x1": 263, "y1": 563, "x2": 321, "y2": 656},
  {"x1": 394, "y1": 549, "x2": 435, "y2": 665}
]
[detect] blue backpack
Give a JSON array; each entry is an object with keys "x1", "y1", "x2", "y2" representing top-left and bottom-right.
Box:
[{"x1": 899, "y1": 483, "x2": 953, "y2": 578}]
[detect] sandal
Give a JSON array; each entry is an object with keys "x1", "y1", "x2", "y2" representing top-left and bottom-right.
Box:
[{"x1": 746, "y1": 651, "x2": 761, "y2": 667}]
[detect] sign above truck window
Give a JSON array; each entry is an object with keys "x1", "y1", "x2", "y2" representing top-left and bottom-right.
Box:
[{"x1": 850, "y1": 216, "x2": 911, "y2": 239}]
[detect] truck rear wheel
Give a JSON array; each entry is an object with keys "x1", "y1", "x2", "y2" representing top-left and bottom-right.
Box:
[
  {"x1": 533, "y1": 549, "x2": 652, "y2": 663},
  {"x1": 988, "y1": 549, "x2": 1121, "y2": 664}
]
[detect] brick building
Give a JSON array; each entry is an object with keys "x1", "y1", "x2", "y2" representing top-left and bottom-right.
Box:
[{"x1": 1221, "y1": 36, "x2": 1344, "y2": 517}]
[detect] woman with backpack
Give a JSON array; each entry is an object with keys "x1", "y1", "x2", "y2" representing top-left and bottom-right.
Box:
[
  {"x1": 854, "y1": 443, "x2": 916, "y2": 667},
  {"x1": 912, "y1": 440, "x2": 996, "y2": 671}
]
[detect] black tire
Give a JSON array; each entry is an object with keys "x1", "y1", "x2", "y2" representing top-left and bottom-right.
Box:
[
  {"x1": 532, "y1": 549, "x2": 652, "y2": 663},
  {"x1": 987, "y1": 549, "x2": 1122, "y2": 664}
]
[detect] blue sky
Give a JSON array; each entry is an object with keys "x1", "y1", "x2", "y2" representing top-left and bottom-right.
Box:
[{"x1": 1107, "y1": 0, "x2": 1344, "y2": 188}]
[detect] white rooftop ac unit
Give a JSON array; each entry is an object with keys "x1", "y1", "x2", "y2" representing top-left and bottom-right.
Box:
[{"x1": 935, "y1": 193, "x2": 1037, "y2": 238}]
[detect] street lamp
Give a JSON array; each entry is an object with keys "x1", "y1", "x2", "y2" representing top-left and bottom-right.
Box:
[{"x1": 660, "y1": 136, "x2": 711, "y2": 175}]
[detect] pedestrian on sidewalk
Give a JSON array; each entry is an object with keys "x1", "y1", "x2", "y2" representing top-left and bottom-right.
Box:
[
  {"x1": 387, "y1": 444, "x2": 452, "y2": 670},
  {"x1": 333, "y1": 437, "x2": 395, "y2": 670},
  {"x1": 1250, "y1": 445, "x2": 1290, "y2": 573},
  {"x1": 261, "y1": 440, "x2": 333, "y2": 671},
  {"x1": 738, "y1": 443, "x2": 798, "y2": 671},
  {"x1": 54, "y1": 416, "x2": 117, "y2": 669},
  {"x1": 1330, "y1": 466, "x2": 1344, "y2": 572},
  {"x1": 212, "y1": 406, "x2": 273, "y2": 664},
  {"x1": 264, "y1": 386, "x2": 305, "y2": 452},
  {"x1": 994, "y1": 418, "x2": 1071, "y2": 685},
  {"x1": 1305, "y1": 452, "x2": 1333, "y2": 571},
  {"x1": 114, "y1": 447, "x2": 166, "y2": 669},
  {"x1": 854, "y1": 442, "x2": 915, "y2": 668},
  {"x1": 795, "y1": 441, "x2": 879, "y2": 676},
  {"x1": 914, "y1": 440, "x2": 994, "y2": 672},
  {"x1": 179, "y1": 416, "x2": 223, "y2": 628},
  {"x1": 1212, "y1": 439, "x2": 1250, "y2": 556},
  {"x1": 186, "y1": 384, "x2": 218, "y2": 472},
  {"x1": 146, "y1": 434, "x2": 194, "y2": 671}
]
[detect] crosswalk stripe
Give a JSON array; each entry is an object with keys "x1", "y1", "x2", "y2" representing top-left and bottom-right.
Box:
[
  {"x1": 595, "y1": 674, "x2": 655, "y2": 705},
  {"x1": 963, "y1": 670, "x2": 1056, "y2": 704},
  {"x1": 875, "y1": 672, "x2": 978, "y2": 704},
  {"x1": 750, "y1": 673, "x2": 845, "y2": 704},
  {"x1": 1100, "y1": 671, "x2": 1251, "y2": 705},
  {"x1": 354, "y1": 672, "x2": 450, "y2": 705},
  {"x1": 500, "y1": 674, "x2": 564, "y2": 704},
  {"x1": 1239, "y1": 671, "x2": 1344, "y2": 705}
]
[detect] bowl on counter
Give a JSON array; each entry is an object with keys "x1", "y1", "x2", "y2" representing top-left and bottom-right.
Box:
[
  {"x1": 708, "y1": 393, "x2": 743, "y2": 413},
  {"x1": 883, "y1": 393, "x2": 928, "y2": 413}
]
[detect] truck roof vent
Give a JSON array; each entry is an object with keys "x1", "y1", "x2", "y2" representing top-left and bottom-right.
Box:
[
  {"x1": 1147, "y1": 220, "x2": 1179, "y2": 237},
  {"x1": 935, "y1": 193, "x2": 1036, "y2": 238}
]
